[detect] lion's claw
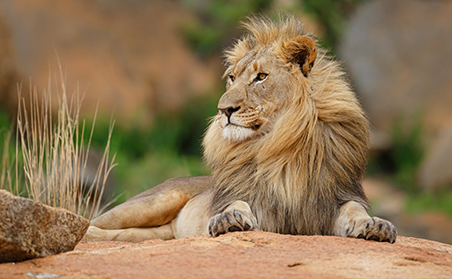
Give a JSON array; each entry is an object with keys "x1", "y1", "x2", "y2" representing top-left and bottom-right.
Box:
[
  {"x1": 358, "y1": 217, "x2": 397, "y2": 243},
  {"x1": 208, "y1": 209, "x2": 258, "y2": 237}
]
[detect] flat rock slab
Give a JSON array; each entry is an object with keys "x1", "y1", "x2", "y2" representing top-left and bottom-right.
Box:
[
  {"x1": 1, "y1": 232, "x2": 451, "y2": 278},
  {"x1": 0, "y1": 190, "x2": 89, "y2": 263}
]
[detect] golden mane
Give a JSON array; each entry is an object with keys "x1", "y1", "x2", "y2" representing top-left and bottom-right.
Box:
[{"x1": 203, "y1": 15, "x2": 370, "y2": 235}]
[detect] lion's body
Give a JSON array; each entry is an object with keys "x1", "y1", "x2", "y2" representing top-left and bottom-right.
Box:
[
  {"x1": 204, "y1": 32, "x2": 369, "y2": 235},
  {"x1": 83, "y1": 15, "x2": 396, "y2": 243}
]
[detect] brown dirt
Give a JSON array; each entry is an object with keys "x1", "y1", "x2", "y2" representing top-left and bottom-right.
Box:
[{"x1": 1, "y1": 231, "x2": 451, "y2": 279}]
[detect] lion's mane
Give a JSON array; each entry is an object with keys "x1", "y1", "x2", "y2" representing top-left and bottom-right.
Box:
[{"x1": 202, "y1": 15, "x2": 369, "y2": 235}]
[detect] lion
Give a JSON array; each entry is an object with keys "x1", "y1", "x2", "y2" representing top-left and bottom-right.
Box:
[{"x1": 83, "y1": 15, "x2": 397, "y2": 243}]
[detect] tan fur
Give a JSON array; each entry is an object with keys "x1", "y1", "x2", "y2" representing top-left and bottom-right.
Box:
[{"x1": 83, "y1": 15, "x2": 396, "y2": 243}]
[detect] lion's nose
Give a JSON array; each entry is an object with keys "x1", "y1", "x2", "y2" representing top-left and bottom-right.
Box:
[{"x1": 219, "y1": 106, "x2": 240, "y2": 118}]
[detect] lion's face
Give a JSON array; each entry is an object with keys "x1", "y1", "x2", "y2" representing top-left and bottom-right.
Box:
[
  {"x1": 212, "y1": 34, "x2": 317, "y2": 143},
  {"x1": 215, "y1": 50, "x2": 294, "y2": 142}
]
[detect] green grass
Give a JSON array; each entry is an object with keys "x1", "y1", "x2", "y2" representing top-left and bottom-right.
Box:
[
  {"x1": 406, "y1": 190, "x2": 452, "y2": 217},
  {"x1": 180, "y1": 0, "x2": 273, "y2": 57},
  {"x1": 367, "y1": 111, "x2": 452, "y2": 217},
  {"x1": 82, "y1": 92, "x2": 219, "y2": 205},
  {"x1": 301, "y1": 0, "x2": 367, "y2": 50},
  {"x1": 391, "y1": 113, "x2": 424, "y2": 193},
  {"x1": 0, "y1": 115, "x2": 14, "y2": 194}
]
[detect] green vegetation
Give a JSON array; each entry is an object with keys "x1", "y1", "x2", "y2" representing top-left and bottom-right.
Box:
[
  {"x1": 84, "y1": 92, "x2": 219, "y2": 204},
  {"x1": 180, "y1": 0, "x2": 273, "y2": 57},
  {"x1": 0, "y1": 109, "x2": 14, "y2": 193},
  {"x1": 367, "y1": 112, "x2": 452, "y2": 217},
  {"x1": 390, "y1": 113, "x2": 425, "y2": 193},
  {"x1": 180, "y1": 0, "x2": 369, "y2": 58},
  {"x1": 406, "y1": 190, "x2": 452, "y2": 217},
  {"x1": 301, "y1": 0, "x2": 367, "y2": 50}
]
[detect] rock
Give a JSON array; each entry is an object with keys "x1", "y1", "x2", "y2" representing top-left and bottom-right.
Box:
[
  {"x1": 339, "y1": 0, "x2": 452, "y2": 189},
  {"x1": 340, "y1": 0, "x2": 452, "y2": 134},
  {"x1": 0, "y1": 190, "x2": 89, "y2": 263},
  {"x1": 0, "y1": 231, "x2": 451, "y2": 278},
  {"x1": 419, "y1": 123, "x2": 452, "y2": 190}
]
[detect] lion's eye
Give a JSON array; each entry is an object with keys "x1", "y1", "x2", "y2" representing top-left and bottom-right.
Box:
[
  {"x1": 255, "y1": 73, "x2": 268, "y2": 81},
  {"x1": 229, "y1": 75, "x2": 235, "y2": 82}
]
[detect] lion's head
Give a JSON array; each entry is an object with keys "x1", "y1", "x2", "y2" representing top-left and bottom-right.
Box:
[
  {"x1": 215, "y1": 20, "x2": 317, "y2": 143},
  {"x1": 203, "y1": 15, "x2": 369, "y2": 235}
]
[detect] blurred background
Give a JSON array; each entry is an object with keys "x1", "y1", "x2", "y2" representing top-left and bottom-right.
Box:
[{"x1": 1, "y1": 0, "x2": 452, "y2": 244}]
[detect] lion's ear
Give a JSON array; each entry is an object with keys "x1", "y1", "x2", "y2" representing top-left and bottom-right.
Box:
[{"x1": 280, "y1": 35, "x2": 317, "y2": 77}]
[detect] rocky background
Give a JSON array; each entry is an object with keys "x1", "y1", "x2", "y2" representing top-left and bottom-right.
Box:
[
  {"x1": 0, "y1": 0, "x2": 452, "y2": 249},
  {"x1": 340, "y1": 0, "x2": 452, "y2": 191}
]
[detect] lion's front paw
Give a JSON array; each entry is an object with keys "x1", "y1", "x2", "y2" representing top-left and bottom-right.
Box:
[
  {"x1": 354, "y1": 217, "x2": 397, "y2": 243},
  {"x1": 208, "y1": 209, "x2": 258, "y2": 237}
]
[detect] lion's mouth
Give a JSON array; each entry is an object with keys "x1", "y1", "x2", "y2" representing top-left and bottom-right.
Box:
[
  {"x1": 225, "y1": 122, "x2": 262, "y2": 131},
  {"x1": 220, "y1": 118, "x2": 264, "y2": 142},
  {"x1": 251, "y1": 124, "x2": 262, "y2": 130}
]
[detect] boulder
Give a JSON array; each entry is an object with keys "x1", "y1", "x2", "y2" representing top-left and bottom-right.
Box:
[
  {"x1": 340, "y1": 0, "x2": 452, "y2": 134},
  {"x1": 419, "y1": 123, "x2": 452, "y2": 190},
  {"x1": 0, "y1": 190, "x2": 89, "y2": 263},
  {"x1": 339, "y1": 0, "x2": 452, "y2": 189}
]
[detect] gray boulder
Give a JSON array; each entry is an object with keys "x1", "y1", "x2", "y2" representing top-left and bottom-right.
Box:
[
  {"x1": 0, "y1": 190, "x2": 89, "y2": 263},
  {"x1": 340, "y1": 0, "x2": 452, "y2": 190}
]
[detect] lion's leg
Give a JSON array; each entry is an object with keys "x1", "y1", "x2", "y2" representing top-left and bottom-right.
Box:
[
  {"x1": 82, "y1": 223, "x2": 174, "y2": 242},
  {"x1": 90, "y1": 176, "x2": 211, "y2": 230},
  {"x1": 171, "y1": 192, "x2": 211, "y2": 238},
  {"x1": 207, "y1": 200, "x2": 258, "y2": 237},
  {"x1": 333, "y1": 201, "x2": 397, "y2": 243},
  {"x1": 173, "y1": 198, "x2": 258, "y2": 238}
]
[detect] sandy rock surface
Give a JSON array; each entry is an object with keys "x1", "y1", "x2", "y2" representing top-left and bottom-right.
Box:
[{"x1": 1, "y1": 231, "x2": 451, "y2": 279}]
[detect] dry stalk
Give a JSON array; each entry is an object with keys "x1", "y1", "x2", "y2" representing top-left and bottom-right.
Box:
[{"x1": 8, "y1": 69, "x2": 116, "y2": 219}]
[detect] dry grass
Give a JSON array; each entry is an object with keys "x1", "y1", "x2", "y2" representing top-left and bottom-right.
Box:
[{"x1": 1, "y1": 68, "x2": 115, "y2": 219}]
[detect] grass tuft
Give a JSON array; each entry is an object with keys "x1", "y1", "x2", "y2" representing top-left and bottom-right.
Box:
[{"x1": 1, "y1": 66, "x2": 115, "y2": 219}]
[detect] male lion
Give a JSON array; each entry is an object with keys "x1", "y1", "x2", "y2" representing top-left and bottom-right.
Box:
[{"x1": 83, "y1": 15, "x2": 397, "y2": 243}]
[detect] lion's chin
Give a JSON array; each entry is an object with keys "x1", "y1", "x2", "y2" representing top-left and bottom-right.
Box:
[{"x1": 221, "y1": 124, "x2": 255, "y2": 142}]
